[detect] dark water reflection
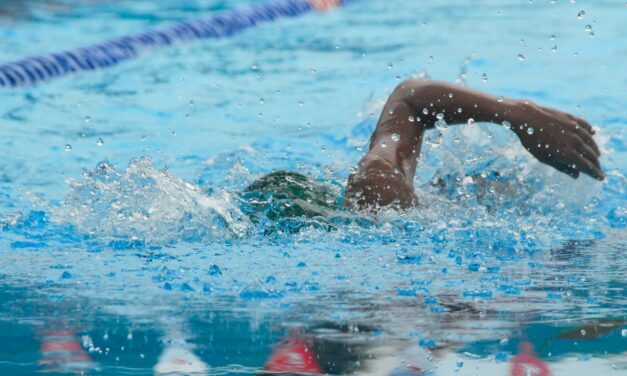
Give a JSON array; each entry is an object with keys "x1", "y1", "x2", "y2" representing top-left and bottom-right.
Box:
[{"x1": 1, "y1": 277, "x2": 625, "y2": 376}]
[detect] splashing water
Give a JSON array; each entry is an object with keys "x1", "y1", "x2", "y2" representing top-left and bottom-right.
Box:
[{"x1": 49, "y1": 158, "x2": 251, "y2": 244}]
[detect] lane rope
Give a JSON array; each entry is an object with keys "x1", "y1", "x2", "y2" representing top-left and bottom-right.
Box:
[{"x1": 0, "y1": 0, "x2": 354, "y2": 88}]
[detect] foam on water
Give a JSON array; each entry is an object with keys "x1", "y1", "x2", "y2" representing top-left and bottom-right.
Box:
[{"x1": 48, "y1": 157, "x2": 252, "y2": 244}]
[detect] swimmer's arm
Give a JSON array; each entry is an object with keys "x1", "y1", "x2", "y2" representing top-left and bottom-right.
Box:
[
  {"x1": 389, "y1": 79, "x2": 603, "y2": 179},
  {"x1": 344, "y1": 79, "x2": 603, "y2": 210}
]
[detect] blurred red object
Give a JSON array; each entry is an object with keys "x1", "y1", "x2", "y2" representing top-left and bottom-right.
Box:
[
  {"x1": 264, "y1": 339, "x2": 323, "y2": 374},
  {"x1": 511, "y1": 342, "x2": 551, "y2": 376}
]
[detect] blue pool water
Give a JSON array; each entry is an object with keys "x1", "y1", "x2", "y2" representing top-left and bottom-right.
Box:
[{"x1": 0, "y1": 0, "x2": 626, "y2": 374}]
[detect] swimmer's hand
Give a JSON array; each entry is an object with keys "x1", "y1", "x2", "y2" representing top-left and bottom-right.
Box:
[{"x1": 511, "y1": 101, "x2": 604, "y2": 180}]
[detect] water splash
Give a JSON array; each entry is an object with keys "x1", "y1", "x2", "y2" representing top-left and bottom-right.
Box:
[{"x1": 49, "y1": 157, "x2": 251, "y2": 245}]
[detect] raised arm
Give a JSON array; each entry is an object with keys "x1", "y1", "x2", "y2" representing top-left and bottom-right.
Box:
[{"x1": 343, "y1": 79, "x2": 603, "y2": 211}]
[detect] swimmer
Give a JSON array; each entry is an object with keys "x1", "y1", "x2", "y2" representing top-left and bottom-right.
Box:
[
  {"x1": 343, "y1": 79, "x2": 604, "y2": 210},
  {"x1": 246, "y1": 79, "x2": 603, "y2": 215}
]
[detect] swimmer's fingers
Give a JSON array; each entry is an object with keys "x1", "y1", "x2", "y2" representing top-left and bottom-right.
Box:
[
  {"x1": 574, "y1": 123, "x2": 601, "y2": 157},
  {"x1": 566, "y1": 149, "x2": 604, "y2": 180},
  {"x1": 541, "y1": 105, "x2": 596, "y2": 135},
  {"x1": 554, "y1": 162, "x2": 580, "y2": 179},
  {"x1": 570, "y1": 115, "x2": 595, "y2": 135}
]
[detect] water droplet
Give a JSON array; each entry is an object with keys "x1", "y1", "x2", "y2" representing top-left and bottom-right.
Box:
[
  {"x1": 310, "y1": 68, "x2": 317, "y2": 74},
  {"x1": 380, "y1": 141, "x2": 388, "y2": 148},
  {"x1": 64, "y1": 144, "x2": 72, "y2": 151},
  {"x1": 621, "y1": 329, "x2": 627, "y2": 337},
  {"x1": 422, "y1": 108, "x2": 429, "y2": 115},
  {"x1": 549, "y1": 34, "x2": 556, "y2": 41},
  {"x1": 84, "y1": 116, "x2": 92, "y2": 123},
  {"x1": 551, "y1": 45, "x2": 558, "y2": 52},
  {"x1": 584, "y1": 24, "x2": 592, "y2": 32},
  {"x1": 391, "y1": 133, "x2": 400, "y2": 142},
  {"x1": 468, "y1": 118, "x2": 475, "y2": 125},
  {"x1": 580, "y1": 329, "x2": 587, "y2": 336},
  {"x1": 259, "y1": 98, "x2": 265, "y2": 104},
  {"x1": 251, "y1": 63, "x2": 259, "y2": 71},
  {"x1": 577, "y1": 10, "x2": 585, "y2": 19},
  {"x1": 455, "y1": 359, "x2": 464, "y2": 371},
  {"x1": 448, "y1": 93, "x2": 454, "y2": 98},
  {"x1": 436, "y1": 113, "x2": 445, "y2": 120},
  {"x1": 387, "y1": 63, "x2": 394, "y2": 69},
  {"x1": 96, "y1": 138, "x2": 104, "y2": 146},
  {"x1": 497, "y1": 96, "x2": 504, "y2": 103},
  {"x1": 527, "y1": 127, "x2": 535, "y2": 135},
  {"x1": 482, "y1": 73, "x2": 488, "y2": 82},
  {"x1": 188, "y1": 100, "x2": 194, "y2": 107},
  {"x1": 408, "y1": 116, "x2": 415, "y2": 122},
  {"x1": 517, "y1": 54, "x2": 525, "y2": 61},
  {"x1": 502, "y1": 120, "x2": 512, "y2": 129}
]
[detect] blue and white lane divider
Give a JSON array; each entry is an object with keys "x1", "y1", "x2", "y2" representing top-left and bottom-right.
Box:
[{"x1": 0, "y1": 0, "x2": 356, "y2": 88}]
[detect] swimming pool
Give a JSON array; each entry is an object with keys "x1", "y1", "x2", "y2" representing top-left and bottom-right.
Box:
[{"x1": 0, "y1": 0, "x2": 625, "y2": 374}]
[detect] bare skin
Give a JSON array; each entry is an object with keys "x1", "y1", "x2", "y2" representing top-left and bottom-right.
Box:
[{"x1": 343, "y1": 79, "x2": 603, "y2": 211}]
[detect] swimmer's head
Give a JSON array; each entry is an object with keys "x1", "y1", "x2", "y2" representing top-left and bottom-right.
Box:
[{"x1": 241, "y1": 170, "x2": 341, "y2": 224}]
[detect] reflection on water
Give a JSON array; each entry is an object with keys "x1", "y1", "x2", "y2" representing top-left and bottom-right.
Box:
[{"x1": 1, "y1": 275, "x2": 625, "y2": 375}]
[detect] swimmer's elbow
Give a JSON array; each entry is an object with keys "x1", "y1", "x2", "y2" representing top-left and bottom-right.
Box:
[{"x1": 392, "y1": 78, "x2": 442, "y2": 104}]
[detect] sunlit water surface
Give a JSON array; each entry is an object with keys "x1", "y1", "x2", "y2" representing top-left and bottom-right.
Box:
[{"x1": 0, "y1": 0, "x2": 625, "y2": 375}]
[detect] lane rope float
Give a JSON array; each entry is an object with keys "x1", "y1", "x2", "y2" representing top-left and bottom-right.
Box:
[{"x1": 0, "y1": 0, "x2": 357, "y2": 88}]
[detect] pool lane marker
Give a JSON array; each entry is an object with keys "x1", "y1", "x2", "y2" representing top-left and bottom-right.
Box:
[{"x1": 0, "y1": 0, "x2": 355, "y2": 88}]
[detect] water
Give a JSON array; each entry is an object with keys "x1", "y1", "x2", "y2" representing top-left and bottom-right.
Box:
[{"x1": 1, "y1": 0, "x2": 626, "y2": 374}]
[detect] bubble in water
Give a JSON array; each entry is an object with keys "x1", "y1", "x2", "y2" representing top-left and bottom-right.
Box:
[
  {"x1": 259, "y1": 98, "x2": 265, "y2": 105},
  {"x1": 551, "y1": 45, "x2": 558, "y2": 52},
  {"x1": 435, "y1": 120, "x2": 447, "y2": 129},
  {"x1": 549, "y1": 34, "x2": 556, "y2": 41},
  {"x1": 381, "y1": 141, "x2": 388, "y2": 148},
  {"x1": 251, "y1": 63, "x2": 259, "y2": 71},
  {"x1": 621, "y1": 329, "x2": 627, "y2": 337},
  {"x1": 577, "y1": 10, "x2": 585, "y2": 19},
  {"x1": 391, "y1": 133, "x2": 400, "y2": 142},
  {"x1": 64, "y1": 144, "x2": 72, "y2": 151},
  {"x1": 96, "y1": 138, "x2": 104, "y2": 146},
  {"x1": 584, "y1": 24, "x2": 592, "y2": 32},
  {"x1": 468, "y1": 118, "x2": 475, "y2": 125},
  {"x1": 422, "y1": 108, "x2": 429, "y2": 115},
  {"x1": 84, "y1": 116, "x2": 92, "y2": 123},
  {"x1": 408, "y1": 116, "x2": 415, "y2": 122},
  {"x1": 517, "y1": 54, "x2": 525, "y2": 61},
  {"x1": 527, "y1": 127, "x2": 535, "y2": 135},
  {"x1": 580, "y1": 329, "x2": 587, "y2": 336},
  {"x1": 482, "y1": 73, "x2": 488, "y2": 82},
  {"x1": 436, "y1": 113, "x2": 445, "y2": 120},
  {"x1": 497, "y1": 96, "x2": 504, "y2": 103},
  {"x1": 502, "y1": 120, "x2": 512, "y2": 129}
]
